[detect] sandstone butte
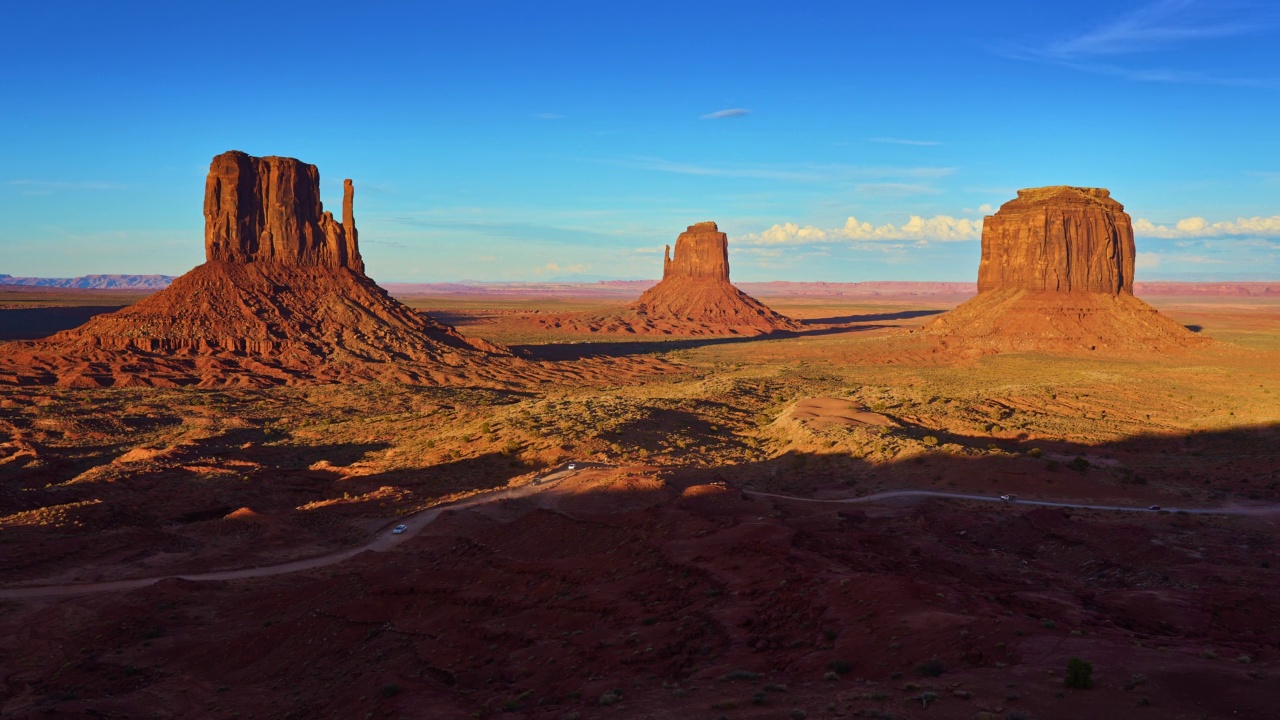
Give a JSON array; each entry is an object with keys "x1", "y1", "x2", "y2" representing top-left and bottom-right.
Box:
[
  {"x1": 925, "y1": 186, "x2": 1205, "y2": 353},
  {"x1": 534, "y1": 222, "x2": 799, "y2": 336},
  {"x1": 0, "y1": 151, "x2": 664, "y2": 388}
]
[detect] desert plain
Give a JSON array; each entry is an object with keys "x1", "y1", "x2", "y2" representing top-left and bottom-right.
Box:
[{"x1": 2, "y1": 275, "x2": 1279, "y2": 719}]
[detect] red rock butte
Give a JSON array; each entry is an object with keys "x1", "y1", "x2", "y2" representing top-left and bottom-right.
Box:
[
  {"x1": 0, "y1": 151, "x2": 623, "y2": 388},
  {"x1": 661, "y1": 221, "x2": 730, "y2": 282},
  {"x1": 977, "y1": 186, "x2": 1133, "y2": 295},
  {"x1": 204, "y1": 151, "x2": 362, "y2": 272},
  {"x1": 532, "y1": 222, "x2": 798, "y2": 336},
  {"x1": 926, "y1": 186, "x2": 1204, "y2": 353}
]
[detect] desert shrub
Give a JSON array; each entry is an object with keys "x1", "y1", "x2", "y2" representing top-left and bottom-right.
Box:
[
  {"x1": 915, "y1": 658, "x2": 945, "y2": 677},
  {"x1": 599, "y1": 691, "x2": 621, "y2": 706},
  {"x1": 922, "y1": 435, "x2": 939, "y2": 446},
  {"x1": 379, "y1": 684, "x2": 402, "y2": 698},
  {"x1": 790, "y1": 710, "x2": 808, "y2": 720},
  {"x1": 751, "y1": 690, "x2": 768, "y2": 705},
  {"x1": 720, "y1": 670, "x2": 762, "y2": 681},
  {"x1": 1027, "y1": 447, "x2": 1042, "y2": 458},
  {"x1": 1069, "y1": 456, "x2": 1090, "y2": 472},
  {"x1": 1064, "y1": 657, "x2": 1094, "y2": 689},
  {"x1": 822, "y1": 671, "x2": 839, "y2": 681},
  {"x1": 827, "y1": 659, "x2": 853, "y2": 674}
]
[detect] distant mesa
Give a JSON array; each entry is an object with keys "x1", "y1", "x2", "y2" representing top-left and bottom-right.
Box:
[
  {"x1": 926, "y1": 186, "x2": 1205, "y2": 353},
  {"x1": 532, "y1": 221, "x2": 799, "y2": 336},
  {"x1": 0, "y1": 274, "x2": 175, "y2": 290},
  {"x1": 0, "y1": 151, "x2": 533, "y2": 388}
]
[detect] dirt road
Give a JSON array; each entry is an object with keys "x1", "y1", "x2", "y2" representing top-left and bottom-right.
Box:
[{"x1": 5, "y1": 471, "x2": 1273, "y2": 600}]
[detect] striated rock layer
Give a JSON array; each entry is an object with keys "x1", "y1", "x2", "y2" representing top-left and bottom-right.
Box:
[
  {"x1": 977, "y1": 186, "x2": 1132, "y2": 294},
  {"x1": 532, "y1": 222, "x2": 798, "y2": 336},
  {"x1": 0, "y1": 151, "x2": 667, "y2": 388},
  {"x1": 926, "y1": 186, "x2": 1203, "y2": 354},
  {"x1": 204, "y1": 151, "x2": 362, "y2": 272}
]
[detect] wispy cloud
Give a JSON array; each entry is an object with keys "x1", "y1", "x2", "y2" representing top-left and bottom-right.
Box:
[
  {"x1": 1000, "y1": 0, "x2": 1279, "y2": 87},
  {"x1": 1134, "y1": 215, "x2": 1280, "y2": 238},
  {"x1": 613, "y1": 156, "x2": 956, "y2": 183},
  {"x1": 869, "y1": 137, "x2": 941, "y2": 146},
  {"x1": 737, "y1": 215, "x2": 983, "y2": 247},
  {"x1": 699, "y1": 108, "x2": 751, "y2": 120}
]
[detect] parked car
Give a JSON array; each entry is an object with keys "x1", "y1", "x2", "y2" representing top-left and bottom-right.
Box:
[{"x1": 392, "y1": 524, "x2": 408, "y2": 534}]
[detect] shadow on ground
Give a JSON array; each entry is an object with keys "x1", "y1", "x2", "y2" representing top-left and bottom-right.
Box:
[{"x1": 0, "y1": 306, "x2": 125, "y2": 340}]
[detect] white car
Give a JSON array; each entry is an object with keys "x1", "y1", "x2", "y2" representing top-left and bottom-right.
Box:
[
  {"x1": 392, "y1": 524, "x2": 408, "y2": 534},
  {"x1": 567, "y1": 463, "x2": 576, "y2": 470},
  {"x1": 999, "y1": 494, "x2": 1015, "y2": 502},
  {"x1": 1148, "y1": 505, "x2": 1161, "y2": 511}
]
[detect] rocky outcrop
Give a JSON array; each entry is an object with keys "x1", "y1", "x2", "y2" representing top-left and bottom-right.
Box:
[
  {"x1": 204, "y1": 151, "x2": 363, "y2": 273},
  {"x1": 0, "y1": 152, "x2": 533, "y2": 388},
  {"x1": 528, "y1": 222, "x2": 798, "y2": 336},
  {"x1": 662, "y1": 221, "x2": 730, "y2": 282},
  {"x1": 926, "y1": 187, "x2": 1203, "y2": 354},
  {"x1": 977, "y1": 186, "x2": 1132, "y2": 294}
]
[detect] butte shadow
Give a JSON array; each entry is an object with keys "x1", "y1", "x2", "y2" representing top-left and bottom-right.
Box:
[
  {"x1": 922, "y1": 186, "x2": 1208, "y2": 355},
  {"x1": 0, "y1": 152, "x2": 671, "y2": 389}
]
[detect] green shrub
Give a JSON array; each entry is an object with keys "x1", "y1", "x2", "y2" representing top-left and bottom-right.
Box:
[
  {"x1": 916, "y1": 658, "x2": 945, "y2": 677},
  {"x1": 1064, "y1": 657, "x2": 1094, "y2": 689},
  {"x1": 827, "y1": 659, "x2": 853, "y2": 674},
  {"x1": 1069, "y1": 456, "x2": 1090, "y2": 472}
]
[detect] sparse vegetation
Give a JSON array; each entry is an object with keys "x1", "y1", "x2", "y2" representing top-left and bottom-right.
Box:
[{"x1": 1064, "y1": 658, "x2": 1094, "y2": 689}]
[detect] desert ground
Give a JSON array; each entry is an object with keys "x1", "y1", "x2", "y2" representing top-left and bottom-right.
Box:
[{"x1": 2, "y1": 285, "x2": 1279, "y2": 719}]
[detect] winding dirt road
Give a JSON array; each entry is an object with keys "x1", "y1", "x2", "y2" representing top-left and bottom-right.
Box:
[
  {"x1": 4, "y1": 471, "x2": 1274, "y2": 600},
  {"x1": 744, "y1": 488, "x2": 1280, "y2": 516},
  {"x1": 0, "y1": 466, "x2": 579, "y2": 600}
]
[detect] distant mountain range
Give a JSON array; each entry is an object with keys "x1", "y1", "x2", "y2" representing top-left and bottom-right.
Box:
[{"x1": 0, "y1": 274, "x2": 176, "y2": 290}]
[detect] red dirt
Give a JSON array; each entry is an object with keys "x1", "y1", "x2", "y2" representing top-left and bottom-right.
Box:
[{"x1": 1, "y1": 467, "x2": 1275, "y2": 719}]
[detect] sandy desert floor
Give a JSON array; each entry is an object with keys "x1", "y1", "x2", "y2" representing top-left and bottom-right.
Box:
[{"x1": 1, "y1": 288, "x2": 1278, "y2": 719}]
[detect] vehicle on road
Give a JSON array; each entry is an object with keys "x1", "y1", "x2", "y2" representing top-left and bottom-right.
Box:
[
  {"x1": 1149, "y1": 505, "x2": 1161, "y2": 511},
  {"x1": 567, "y1": 463, "x2": 576, "y2": 470},
  {"x1": 392, "y1": 524, "x2": 408, "y2": 534},
  {"x1": 999, "y1": 494, "x2": 1016, "y2": 502}
]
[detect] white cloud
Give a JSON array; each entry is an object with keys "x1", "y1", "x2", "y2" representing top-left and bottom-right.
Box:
[
  {"x1": 739, "y1": 215, "x2": 983, "y2": 247},
  {"x1": 1135, "y1": 252, "x2": 1161, "y2": 269},
  {"x1": 1134, "y1": 215, "x2": 1280, "y2": 238},
  {"x1": 700, "y1": 108, "x2": 751, "y2": 120},
  {"x1": 538, "y1": 262, "x2": 588, "y2": 275}
]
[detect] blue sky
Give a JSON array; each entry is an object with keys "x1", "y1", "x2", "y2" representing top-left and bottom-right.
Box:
[{"x1": 3, "y1": 0, "x2": 1279, "y2": 282}]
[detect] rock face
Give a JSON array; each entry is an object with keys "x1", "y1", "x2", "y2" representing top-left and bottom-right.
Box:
[
  {"x1": 662, "y1": 221, "x2": 730, "y2": 282},
  {"x1": 204, "y1": 151, "x2": 363, "y2": 272},
  {"x1": 531, "y1": 222, "x2": 798, "y2": 336},
  {"x1": 977, "y1": 186, "x2": 1133, "y2": 295},
  {"x1": 926, "y1": 187, "x2": 1203, "y2": 354}
]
